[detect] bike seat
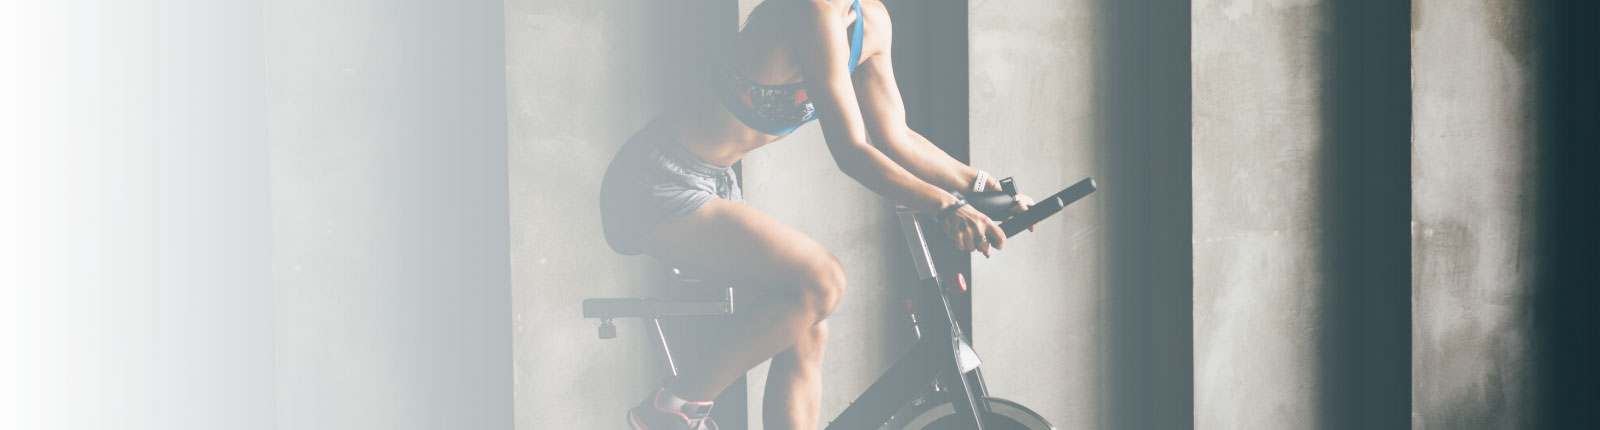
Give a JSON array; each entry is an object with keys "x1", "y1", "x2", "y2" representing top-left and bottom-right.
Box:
[
  {"x1": 581, "y1": 266, "x2": 734, "y2": 339},
  {"x1": 663, "y1": 267, "x2": 734, "y2": 298}
]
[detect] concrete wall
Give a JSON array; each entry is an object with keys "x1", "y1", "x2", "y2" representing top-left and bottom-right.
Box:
[
  {"x1": 969, "y1": 1, "x2": 1105, "y2": 428},
  {"x1": 1191, "y1": 0, "x2": 1327, "y2": 428},
  {"x1": 1194, "y1": 0, "x2": 1412, "y2": 428},
  {"x1": 1410, "y1": 1, "x2": 1536, "y2": 428},
  {"x1": 264, "y1": 1, "x2": 513, "y2": 428},
  {"x1": 969, "y1": 2, "x2": 1195, "y2": 428},
  {"x1": 16, "y1": 2, "x2": 1595, "y2": 429},
  {"x1": 1411, "y1": 2, "x2": 1600, "y2": 428},
  {"x1": 506, "y1": 2, "x2": 671, "y2": 427}
]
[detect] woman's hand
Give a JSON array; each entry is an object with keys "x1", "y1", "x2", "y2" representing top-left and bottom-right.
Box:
[
  {"x1": 1011, "y1": 193, "x2": 1036, "y2": 213},
  {"x1": 941, "y1": 204, "x2": 1007, "y2": 258}
]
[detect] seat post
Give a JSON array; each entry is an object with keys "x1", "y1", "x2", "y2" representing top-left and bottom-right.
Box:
[
  {"x1": 582, "y1": 267, "x2": 735, "y2": 384},
  {"x1": 647, "y1": 317, "x2": 679, "y2": 378}
]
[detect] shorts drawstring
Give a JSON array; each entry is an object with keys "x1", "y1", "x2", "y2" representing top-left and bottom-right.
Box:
[
  {"x1": 715, "y1": 169, "x2": 737, "y2": 201},
  {"x1": 658, "y1": 141, "x2": 741, "y2": 203}
]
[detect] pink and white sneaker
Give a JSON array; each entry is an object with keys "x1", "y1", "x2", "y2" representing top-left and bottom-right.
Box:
[{"x1": 625, "y1": 388, "x2": 717, "y2": 430}]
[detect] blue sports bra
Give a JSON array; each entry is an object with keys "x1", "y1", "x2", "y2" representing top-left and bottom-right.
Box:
[{"x1": 715, "y1": 0, "x2": 864, "y2": 136}]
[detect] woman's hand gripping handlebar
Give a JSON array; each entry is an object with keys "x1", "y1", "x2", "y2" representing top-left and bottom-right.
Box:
[
  {"x1": 937, "y1": 177, "x2": 1037, "y2": 258},
  {"x1": 938, "y1": 177, "x2": 1099, "y2": 257},
  {"x1": 992, "y1": 177, "x2": 1096, "y2": 237}
]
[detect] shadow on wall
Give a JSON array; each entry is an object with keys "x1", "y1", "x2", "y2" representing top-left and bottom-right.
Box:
[
  {"x1": 1316, "y1": 1, "x2": 1411, "y2": 429},
  {"x1": 1093, "y1": 0, "x2": 1194, "y2": 429},
  {"x1": 1528, "y1": 0, "x2": 1600, "y2": 428},
  {"x1": 644, "y1": 1, "x2": 739, "y2": 110}
]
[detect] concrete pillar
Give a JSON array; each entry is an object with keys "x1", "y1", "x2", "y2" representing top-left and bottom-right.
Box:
[
  {"x1": 970, "y1": 1, "x2": 1105, "y2": 428},
  {"x1": 1410, "y1": 1, "x2": 1537, "y2": 428},
  {"x1": 1191, "y1": 1, "x2": 1327, "y2": 428},
  {"x1": 1195, "y1": 0, "x2": 1411, "y2": 428},
  {"x1": 1413, "y1": 1, "x2": 1600, "y2": 428},
  {"x1": 265, "y1": 1, "x2": 512, "y2": 428}
]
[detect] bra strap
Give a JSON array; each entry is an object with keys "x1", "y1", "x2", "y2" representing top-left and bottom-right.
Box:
[{"x1": 847, "y1": 0, "x2": 863, "y2": 74}]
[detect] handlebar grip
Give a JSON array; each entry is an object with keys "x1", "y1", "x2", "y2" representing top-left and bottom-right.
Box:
[
  {"x1": 998, "y1": 177, "x2": 1097, "y2": 238},
  {"x1": 966, "y1": 191, "x2": 1020, "y2": 220}
]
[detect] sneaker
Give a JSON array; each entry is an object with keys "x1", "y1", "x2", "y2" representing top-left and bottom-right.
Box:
[{"x1": 626, "y1": 388, "x2": 718, "y2": 430}]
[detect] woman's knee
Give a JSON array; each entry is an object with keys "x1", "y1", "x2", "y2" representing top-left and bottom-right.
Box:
[
  {"x1": 804, "y1": 320, "x2": 829, "y2": 350},
  {"x1": 796, "y1": 253, "x2": 847, "y2": 322},
  {"x1": 795, "y1": 320, "x2": 829, "y2": 366}
]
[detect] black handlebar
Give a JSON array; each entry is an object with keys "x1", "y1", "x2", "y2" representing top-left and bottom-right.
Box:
[
  {"x1": 965, "y1": 191, "x2": 1021, "y2": 220},
  {"x1": 965, "y1": 177, "x2": 1098, "y2": 238}
]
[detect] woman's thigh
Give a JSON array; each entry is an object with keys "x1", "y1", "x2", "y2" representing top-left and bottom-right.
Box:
[{"x1": 646, "y1": 198, "x2": 841, "y2": 294}]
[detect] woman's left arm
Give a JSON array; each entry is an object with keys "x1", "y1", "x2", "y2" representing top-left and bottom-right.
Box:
[{"x1": 852, "y1": 21, "x2": 1000, "y2": 193}]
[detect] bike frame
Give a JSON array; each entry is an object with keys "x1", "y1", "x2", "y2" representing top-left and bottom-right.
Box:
[
  {"x1": 588, "y1": 178, "x2": 1096, "y2": 428},
  {"x1": 824, "y1": 207, "x2": 992, "y2": 429}
]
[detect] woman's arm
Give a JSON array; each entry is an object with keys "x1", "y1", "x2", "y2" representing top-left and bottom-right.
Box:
[
  {"x1": 789, "y1": 1, "x2": 955, "y2": 214},
  {"x1": 790, "y1": 0, "x2": 1005, "y2": 255},
  {"x1": 850, "y1": 18, "x2": 1000, "y2": 193}
]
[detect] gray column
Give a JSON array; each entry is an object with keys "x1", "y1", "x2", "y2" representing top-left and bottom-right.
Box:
[
  {"x1": 970, "y1": 1, "x2": 1105, "y2": 428},
  {"x1": 506, "y1": 1, "x2": 656, "y2": 427},
  {"x1": 1411, "y1": 1, "x2": 1537, "y2": 428},
  {"x1": 1196, "y1": 0, "x2": 1412, "y2": 428},
  {"x1": 1192, "y1": 1, "x2": 1327, "y2": 428},
  {"x1": 1414, "y1": 1, "x2": 1600, "y2": 428}
]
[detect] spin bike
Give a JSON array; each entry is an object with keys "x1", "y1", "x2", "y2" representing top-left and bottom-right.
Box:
[{"x1": 584, "y1": 177, "x2": 1097, "y2": 429}]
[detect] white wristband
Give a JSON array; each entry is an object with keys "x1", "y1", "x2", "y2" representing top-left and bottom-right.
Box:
[{"x1": 971, "y1": 169, "x2": 989, "y2": 193}]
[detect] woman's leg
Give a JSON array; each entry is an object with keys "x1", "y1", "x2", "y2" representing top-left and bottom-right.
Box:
[
  {"x1": 645, "y1": 199, "x2": 846, "y2": 404},
  {"x1": 764, "y1": 320, "x2": 828, "y2": 430}
]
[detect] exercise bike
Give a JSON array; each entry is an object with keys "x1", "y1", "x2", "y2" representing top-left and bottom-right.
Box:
[{"x1": 584, "y1": 177, "x2": 1097, "y2": 429}]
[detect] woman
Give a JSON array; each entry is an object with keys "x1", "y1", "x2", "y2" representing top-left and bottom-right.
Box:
[{"x1": 600, "y1": 1, "x2": 1029, "y2": 428}]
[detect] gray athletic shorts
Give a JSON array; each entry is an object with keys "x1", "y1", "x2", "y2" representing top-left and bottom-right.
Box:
[{"x1": 600, "y1": 123, "x2": 743, "y2": 255}]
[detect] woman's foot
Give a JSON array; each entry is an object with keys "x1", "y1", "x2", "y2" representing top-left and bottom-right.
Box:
[{"x1": 626, "y1": 387, "x2": 718, "y2": 430}]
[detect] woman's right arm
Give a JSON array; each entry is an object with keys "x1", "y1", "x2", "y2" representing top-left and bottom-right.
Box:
[{"x1": 786, "y1": 0, "x2": 1005, "y2": 255}]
